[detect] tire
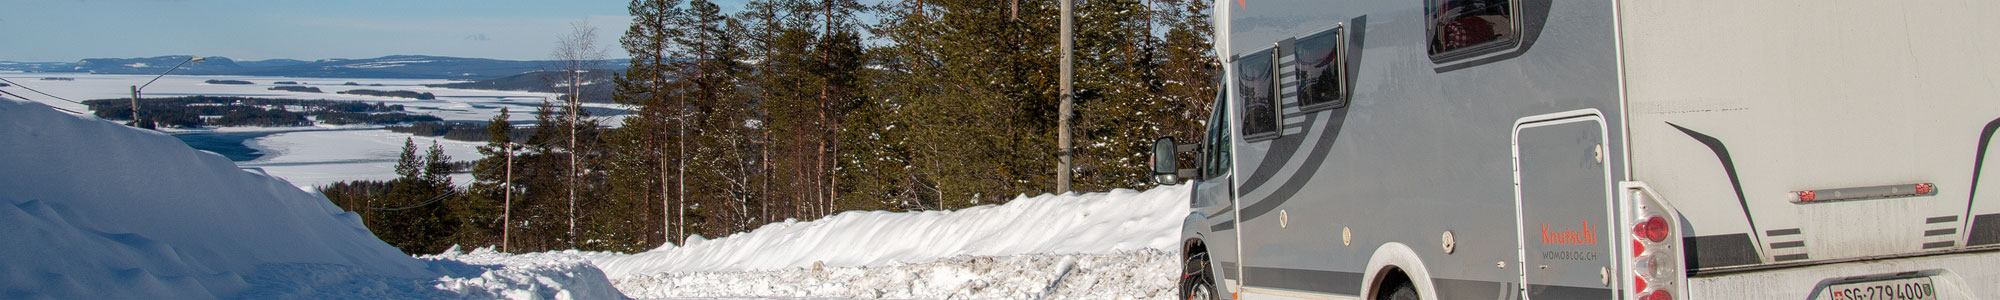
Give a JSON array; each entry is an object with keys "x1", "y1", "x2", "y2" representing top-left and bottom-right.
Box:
[
  {"x1": 1378, "y1": 281, "x2": 1419, "y2": 300},
  {"x1": 1180, "y1": 253, "x2": 1220, "y2": 300}
]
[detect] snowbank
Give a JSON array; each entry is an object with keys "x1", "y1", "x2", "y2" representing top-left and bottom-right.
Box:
[
  {"x1": 611, "y1": 250, "x2": 1180, "y2": 299},
  {"x1": 591, "y1": 185, "x2": 1192, "y2": 279},
  {"x1": 0, "y1": 99, "x2": 625, "y2": 299}
]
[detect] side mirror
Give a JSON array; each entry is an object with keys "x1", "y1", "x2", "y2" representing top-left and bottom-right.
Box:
[{"x1": 1152, "y1": 136, "x2": 1180, "y2": 184}]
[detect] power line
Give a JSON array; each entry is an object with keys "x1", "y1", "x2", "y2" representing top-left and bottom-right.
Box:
[
  {"x1": 372, "y1": 189, "x2": 458, "y2": 211},
  {"x1": 0, "y1": 89, "x2": 86, "y2": 115},
  {"x1": 0, "y1": 77, "x2": 84, "y2": 105}
]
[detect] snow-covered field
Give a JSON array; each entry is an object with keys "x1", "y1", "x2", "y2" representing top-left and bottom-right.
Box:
[
  {"x1": 242, "y1": 129, "x2": 483, "y2": 189},
  {"x1": 1, "y1": 73, "x2": 628, "y2": 191},
  {"x1": 0, "y1": 73, "x2": 632, "y2": 123},
  {"x1": 0, "y1": 73, "x2": 553, "y2": 122},
  {"x1": 2, "y1": 98, "x2": 1194, "y2": 299}
]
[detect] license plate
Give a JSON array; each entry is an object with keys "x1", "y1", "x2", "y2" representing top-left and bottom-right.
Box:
[{"x1": 1821, "y1": 277, "x2": 1939, "y2": 300}]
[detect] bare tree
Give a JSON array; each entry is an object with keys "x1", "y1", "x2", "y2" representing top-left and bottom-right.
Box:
[{"x1": 549, "y1": 20, "x2": 607, "y2": 248}]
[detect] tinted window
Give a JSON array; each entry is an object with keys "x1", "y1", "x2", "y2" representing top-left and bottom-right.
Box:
[
  {"x1": 1236, "y1": 49, "x2": 1278, "y2": 138},
  {"x1": 1426, "y1": 0, "x2": 1515, "y2": 57},
  {"x1": 1205, "y1": 89, "x2": 1232, "y2": 179},
  {"x1": 1295, "y1": 27, "x2": 1345, "y2": 108}
]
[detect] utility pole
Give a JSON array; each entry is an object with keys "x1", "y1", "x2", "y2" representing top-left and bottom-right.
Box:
[
  {"x1": 130, "y1": 56, "x2": 203, "y2": 129},
  {"x1": 129, "y1": 86, "x2": 143, "y2": 128},
  {"x1": 502, "y1": 143, "x2": 514, "y2": 253},
  {"x1": 1057, "y1": 0, "x2": 1075, "y2": 194}
]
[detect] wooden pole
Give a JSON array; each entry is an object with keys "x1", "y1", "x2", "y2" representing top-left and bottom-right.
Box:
[{"x1": 1057, "y1": 0, "x2": 1075, "y2": 194}]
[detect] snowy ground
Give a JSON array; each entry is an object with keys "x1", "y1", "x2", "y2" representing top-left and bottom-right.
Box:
[{"x1": 444, "y1": 249, "x2": 1179, "y2": 300}]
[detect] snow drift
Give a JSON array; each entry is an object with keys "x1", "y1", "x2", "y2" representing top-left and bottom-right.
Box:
[
  {"x1": 588, "y1": 185, "x2": 1192, "y2": 279},
  {"x1": 0, "y1": 99, "x2": 623, "y2": 299},
  {"x1": 448, "y1": 185, "x2": 1194, "y2": 299}
]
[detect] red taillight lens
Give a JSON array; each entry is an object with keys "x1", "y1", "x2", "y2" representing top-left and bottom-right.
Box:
[
  {"x1": 1634, "y1": 276, "x2": 1647, "y2": 292},
  {"x1": 1634, "y1": 216, "x2": 1669, "y2": 243},
  {"x1": 1632, "y1": 240, "x2": 1645, "y2": 257},
  {"x1": 1640, "y1": 290, "x2": 1672, "y2": 300}
]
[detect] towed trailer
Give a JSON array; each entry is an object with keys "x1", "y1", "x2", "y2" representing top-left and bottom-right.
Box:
[{"x1": 1153, "y1": 0, "x2": 2000, "y2": 299}]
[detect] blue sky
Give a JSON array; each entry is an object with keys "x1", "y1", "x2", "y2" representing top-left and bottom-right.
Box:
[{"x1": 0, "y1": 0, "x2": 770, "y2": 62}]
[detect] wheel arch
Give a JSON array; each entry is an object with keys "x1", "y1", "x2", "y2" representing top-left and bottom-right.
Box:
[{"x1": 1362, "y1": 242, "x2": 1439, "y2": 300}]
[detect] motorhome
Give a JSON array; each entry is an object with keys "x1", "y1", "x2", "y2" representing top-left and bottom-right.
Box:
[{"x1": 1152, "y1": 0, "x2": 2000, "y2": 299}]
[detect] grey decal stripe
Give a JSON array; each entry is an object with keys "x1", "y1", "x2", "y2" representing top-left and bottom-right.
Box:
[
  {"x1": 1235, "y1": 112, "x2": 1315, "y2": 194},
  {"x1": 1923, "y1": 241, "x2": 1956, "y2": 249},
  {"x1": 1685, "y1": 234, "x2": 1762, "y2": 271},
  {"x1": 1766, "y1": 228, "x2": 1802, "y2": 236},
  {"x1": 1774, "y1": 254, "x2": 1810, "y2": 262},
  {"x1": 1242, "y1": 267, "x2": 1363, "y2": 295},
  {"x1": 1222, "y1": 262, "x2": 1240, "y2": 280},
  {"x1": 1967, "y1": 214, "x2": 2000, "y2": 246},
  {"x1": 1669, "y1": 123, "x2": 1767, "y2": 253},
  {"x1": 1240, "y1": 108, "x2": 1351, "y2": 222},
  {"x1": 1928, "y1": 216, "x2": 1959, "y2": 224},
  {"x1": 1925, "y1": 228, "x2": 1956, "y2": 236},
  {"x1": 1432, "y1": 278, "x2": 1516, "y2": 300},
  {"x1": 1524, "y1": 285, "x2": 1614, "y2": 299},
  {"x1": 1211, "y1": 221, "x2": 1234, "y2": 232},
  {"x1": 1770, "y1": 241, "x2": 1804, "y2": 249},
  {"x1": 1964, "y1": 117, "x2": 2000, "y2": 242}
]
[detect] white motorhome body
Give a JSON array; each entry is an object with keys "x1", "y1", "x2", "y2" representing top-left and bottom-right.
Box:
[{"x1": 1163, "y1": 0, "x2": 2000, "y2": 299}]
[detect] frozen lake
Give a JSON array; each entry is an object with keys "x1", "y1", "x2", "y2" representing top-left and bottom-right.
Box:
[{"x1": 1, "y1": 73, "x2": 624, "y2": 191}]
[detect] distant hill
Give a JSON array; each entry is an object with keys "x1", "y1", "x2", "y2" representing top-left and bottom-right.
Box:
[
  {"x1": 0, "y1": 55, "x2": 628, "y2": 80},
  {"x1": 424, "y1": 69, "x2": 618, "y2": 103}
]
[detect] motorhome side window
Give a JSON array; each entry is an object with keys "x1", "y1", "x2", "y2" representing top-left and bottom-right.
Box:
[
  {"x1": 1296, "y1": 26, "x2": 1347, "y2": 108},
  {"x1": 1236, "y1": 49, "x2": 1279, "y2": 139},
  {"x1": 1426, "y1": 0, "x2": 1516, "y2": 58}
]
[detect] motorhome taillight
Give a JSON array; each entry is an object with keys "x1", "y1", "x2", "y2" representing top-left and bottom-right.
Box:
[
  {"x1": 1640, "y1": 289, "x2": 1673, "y2": 300},
  {"x1": 1627, "y1": 186, "x2": 1684, "y2": 300},
  {"x1": 1634, "y1": 216, "x2": 1668, "y2": 242}
]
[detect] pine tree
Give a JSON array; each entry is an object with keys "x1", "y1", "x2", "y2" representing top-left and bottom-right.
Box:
[
  {"x1": 424, "y1": 141, "x2": 453, "y2": 186},
  {"x1": 1072, "y1": 0, "x2": 1168, "y2": 190},
  {"x1": 396, "y1": 137, "x2": 422, "y2": 179},
  {"x1": 1158, "y1": 0, "x2": 1217, "y2": 143},
  {"x1": 865, "y1": 0, "x2": 1062, "y2": 208},
  {"x1": 615, "y1": 0, "x2": 685, "y2": 248}
]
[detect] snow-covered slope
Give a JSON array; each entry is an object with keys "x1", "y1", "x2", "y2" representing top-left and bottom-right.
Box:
[
  {"x1": 591, "y1": 185, "x2": 1191, "y2": 279},
  {"x1": 0, "y1": 99, "x2": 624, "y2": 299}
]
